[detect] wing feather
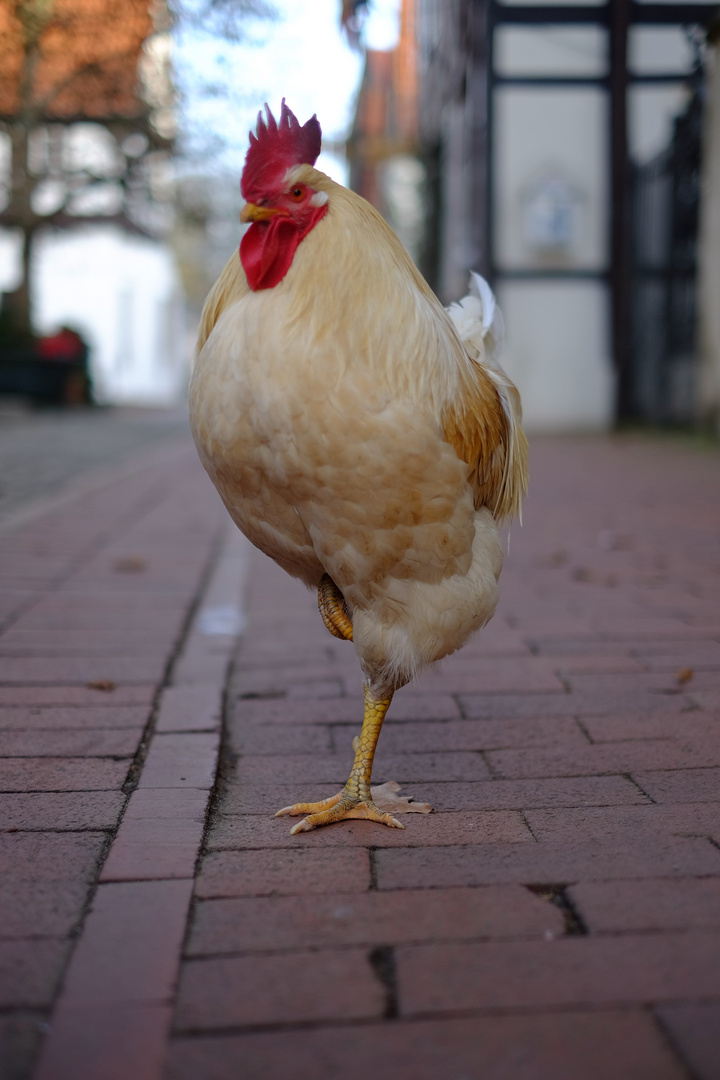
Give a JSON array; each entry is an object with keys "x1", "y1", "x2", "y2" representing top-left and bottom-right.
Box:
[{"x1": 443, "y1": 276, "x2": 528, "y2": 522}]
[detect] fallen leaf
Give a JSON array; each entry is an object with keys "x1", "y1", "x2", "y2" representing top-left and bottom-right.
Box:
[
  {"x1": 676, "y1": 668, "x2": 694, "y2": 685},
  {"x1": 112, "y1": 556, "x2": 146, "y2": 573},
  {"x1": 370, "y1": 781, "x2": 433, "y2": 815}
]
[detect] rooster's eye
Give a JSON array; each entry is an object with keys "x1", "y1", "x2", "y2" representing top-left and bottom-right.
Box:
[{"x1": 291, "y1": 187, "x2": 304, "y2": 200}]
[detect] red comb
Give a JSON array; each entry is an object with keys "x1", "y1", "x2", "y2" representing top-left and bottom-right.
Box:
[{"x1": 241, "y1": 100, "x2": 322, "y2": 200}]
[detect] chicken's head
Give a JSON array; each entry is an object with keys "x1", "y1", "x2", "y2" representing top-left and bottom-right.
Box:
[{"x1": 239, "y1": 100, "x2": 329, "y2": 291}]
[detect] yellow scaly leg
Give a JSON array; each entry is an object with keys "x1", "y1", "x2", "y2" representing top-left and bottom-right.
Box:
[{"x1": 275, "y1": 686, "x2": 404, "y2": 833}]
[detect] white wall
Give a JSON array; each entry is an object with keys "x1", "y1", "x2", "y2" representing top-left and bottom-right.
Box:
[{"x1": 0, "y1": 226, "x2": 188, "y2": 406}]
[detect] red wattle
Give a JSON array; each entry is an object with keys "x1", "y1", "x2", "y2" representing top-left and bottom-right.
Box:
[{"x1": 240, "y1": 204, "x2": 327, "y2": 291}]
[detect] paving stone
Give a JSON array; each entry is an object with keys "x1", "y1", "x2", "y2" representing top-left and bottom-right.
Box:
[
  {"x1": 187, "y1": 885, "x2": 563, "y2": 956},
  {"x1": 195, "y1": 848, "x2": 371, "y2": 898},
  {"x1": 0, "y1": 939, "x2": 70, "y2": 1008},
  {"x1": 219, "y1": 774, "x2": 649, "y2": 814},
  {"x1": 165, "y1": 1011, "x2": 686, "y2": 1080},
  {"x1": 375, "y1": 835, "x2": 720, "y2": 890},
  {"x1": 0, "y1": 630, "x2": 176, "y2": 657},
  {"x1": 340, "y1": 716, "x2": 589, "y2": 754},
  {"x1": 33, "y1": 1003, "x2": 172, "y2": 1080},
  {"x1": 137, "y1": 733, "x2": 219, "y2": 789},
  {"x1": 0, "y1": 727, "x2": 144, "y2": 757},
  {"x1": 396, "y1": 932, "x2": 720, "y2": 1014},
  {"x1": 175, "y1": 949, "x2": 385, "y2": 1030},
  {"x1": 582, "y1": 710, "x2": 718, "y2": 742},
  {"x1": 101, "y1": 788, "x2": 209, "y2": 882},
  {"x1": 633, "y1": 767, "x2": 720, "y2": 803},
  {"x1": 0, "y1": 655, "x2": 167, "y2": 685},
  {"x1": 58, "y1": 880, "x2": 193, "y2": 1007},
  {"x1": 233, "y1": 750, "x2": 490, "y2": 785},
  {"x1": 208, "y1": 809, "x2": 533, "y2": 849},
  {"x1": 0, "y1": 1013, "x2": 44, "y2": 1080},
  {"x1": 155, "y1": 684, "x2": 223, "y2": 733},
  {"x1": 655, "y1": 1003, "x2": 720, "y2": 1080},
  {"x1": 0, "y1": 791, "x2": 124, "y2": 831},
  {"x1": 569, "y1": 878, "x2": 720, "y2": 933},
  {"x1": 524, "y1": 802, "x2": 720, "y2": 842},
  {"x1": 486, "y1": 737, "x2": 720, "y2": 778},
  {"x1": 0, "y1": 833, "x2": 107, "y2": 937},
  {"x1": 0, "y1": 705, "x2": 150, "y2": 730},
  {"x1": 0, "y1": 758, "x2": 129, "y2": 791},
  {"x1": 0, "y1": 686, "x2": 156, "y2": 707}
]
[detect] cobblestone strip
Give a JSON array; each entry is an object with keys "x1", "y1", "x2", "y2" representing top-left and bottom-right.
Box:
[{"x1": 30, "y1": 528, "x2": 249, "y2": 1080}]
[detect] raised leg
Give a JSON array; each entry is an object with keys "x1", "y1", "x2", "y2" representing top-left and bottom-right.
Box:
[
  {"x1": 275, "y1": 686, "x2": 404, "y2": 833},
  {"x1": 318, "y1": 573, "x2": 353, "y2": 641}
]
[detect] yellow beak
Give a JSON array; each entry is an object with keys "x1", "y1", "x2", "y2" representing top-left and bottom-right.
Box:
[{"x1": 240, "y1": 203, "x2": 290, "y2": 223}]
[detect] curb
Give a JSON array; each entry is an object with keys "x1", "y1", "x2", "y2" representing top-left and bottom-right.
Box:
[{"x1": 32, "y1": 529, "x2": 249, "y2": 1080}]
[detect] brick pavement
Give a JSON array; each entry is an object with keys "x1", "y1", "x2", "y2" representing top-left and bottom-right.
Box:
[
  {"x1": 1, "y1": 430, "x2": 719, "y2": 1080},
  {"x1": 0, "y1": 425, "x2": 243, "y2": 1080},
  {"x1": 166, "y1": 434, "x2": 720, "y2": 1080}
]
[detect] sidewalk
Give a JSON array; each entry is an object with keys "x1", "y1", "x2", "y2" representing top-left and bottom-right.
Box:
[{"x1": 2, "y1": 429, "x2": 720, "y2": 1079}]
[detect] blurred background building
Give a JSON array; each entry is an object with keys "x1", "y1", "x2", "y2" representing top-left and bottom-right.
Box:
[
  {"x1": 0, "y1": 0, "x2": 183, "y2": 404},
  {"x1": 0, "y1": 0, "x2": 719, "y2": 428},
  {"x1": 347, "y1": 0, "x2": 720, "y2": 433}
]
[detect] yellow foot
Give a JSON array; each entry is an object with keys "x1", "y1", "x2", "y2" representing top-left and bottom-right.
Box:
[
  {"x1": 318, "y1": 574, "x2": 353, "y2": 641},
  {"x1": 275, "y1": 792, "x2": 404, "y2": 834}
]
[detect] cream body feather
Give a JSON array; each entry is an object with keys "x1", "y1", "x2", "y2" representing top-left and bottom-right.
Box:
[{"x1": 190, "y1": 166, "x2": 525, "y2": 696}]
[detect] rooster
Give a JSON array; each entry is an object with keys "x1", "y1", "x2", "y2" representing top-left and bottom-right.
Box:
[{"x1": 190, "y1": 101, "x2": 527, "y2": 834}]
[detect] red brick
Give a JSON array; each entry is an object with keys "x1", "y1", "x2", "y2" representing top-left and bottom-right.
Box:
[
  {"x1": 175, "y1": 949, "x2": 385, "y2": 1030},
  {"x1": 0, "y1": 1015, "x2": 43, "y2": 1080},
  {"x1": 655, "y1": 1003, "x2": 720, "y2": 1080},
  {"x1": 0, "y1": 655, "x2": 167, "y2": 684},
  {"x1": 350, "y1": 716, "x2": 588, "y2": 754},
  {"x1": 234, "y1": 692, "x2": 462, "y2": 725},
  {"x1": 486, "y1": 737, "x2": 720, "y2": 779},
  {"x1": 138, "y1": 732, "x2": 219, "y2": 789},
  {"x1": 101, "y1": 789, "x2": 209, "y2": 882},
  {"x1": 155, "y1": 683, "x2": 223, "y2": 733},
  {"x1": 524, "y1": 803, "x2": 720, "y2": 842},
  {"x1": 396, "y1": 932, "x2": 720, "y2": 1014},
  {"x1": 33, "y1": 1002, "x2": 172, "y2": 1080},
  {"x1": 196, "y1": 848, "x2": 370, "y2": 898},
  {"x1": 0, "y1": 685, "x2": 155, "y2": 707},
  {"x1": 419, "y1": 656, "x2": 565, "y2": 694},
  {"x1": 165, "y1": 1011, "x2": 686, "y2": 1080},
  {"x1": 219, "y1": 774, "x2": 648, "y2": 814},
  {"x1": 234, "y1": 750, "x2": 490, "y2": 785},
  {"x1": 209, "y1": 809, "x2": 532, "y2": 849},
  {"x1": 235, "y1": 664, "x2": 343, "y2": 697},
  {"x1": 0, "y1": 727, "x2": 144, "y2": 757},
  {"x1": 582, "y1": 710, "x2": 716, "y2": 742},
  {"x1": 0, "y1": 791, "x2": 124, "y2": 830},
  {"x1": 228, "y1": 721, "x2": 332, "y2": 756},
  {"x1": 0, "y1": 940, "x2": 70, "y2": 1008},
  {"x1": 0, "y1": 758, "x2": 129, "y2": 791},
  {"x1": 58, "y1": 880, "x2": 192, "y2": 1006},
  {"x1": 459, "y1": 688, "x2": 691, "y2": 718},
  {"x1": 375, "y1": 835, "x2": 720, "y2": 890},
  {"x1": 0, "y1": 705, "x2": 150, "y2": 730},
  {"x1": 569, "y1": 878, "x2": 720, "y2": 933},
  {"x1": 633, "y1": 767, "x2": 720, "y2": 803},
  {"x1": 0, "y1": 833, "x2": 106, "y2": 936},
  {"x1": 187, "y1": 885, "x2": 563, "y2": 956},
  {"x1": 0, "y1": 629, "x2": 175, "y2": 657}
]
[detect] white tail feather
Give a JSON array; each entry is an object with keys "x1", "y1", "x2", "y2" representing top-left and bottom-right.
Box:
[{"x1": 446, "y1": 272, "x2": 527, "y2": 524}]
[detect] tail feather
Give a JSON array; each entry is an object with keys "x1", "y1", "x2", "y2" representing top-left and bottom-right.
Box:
[{"x1": 446, "y1": 273, "x2": 528, "y2": 524}]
